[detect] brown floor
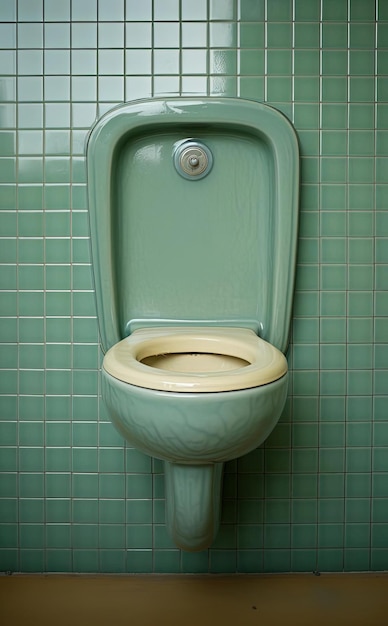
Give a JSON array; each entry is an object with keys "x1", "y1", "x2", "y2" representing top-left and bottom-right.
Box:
[{"x1": 0, "y1": 573, "x2": 387, "y2": 626}]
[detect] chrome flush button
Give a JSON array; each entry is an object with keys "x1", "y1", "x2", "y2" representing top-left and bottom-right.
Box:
[{"x1": 174, "y1": 140, "x2": 213, "y2": 180}]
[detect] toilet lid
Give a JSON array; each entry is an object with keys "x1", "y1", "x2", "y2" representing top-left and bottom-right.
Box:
[{"x1": 102, "y1": 327, "x2": 288, "y2": 393}]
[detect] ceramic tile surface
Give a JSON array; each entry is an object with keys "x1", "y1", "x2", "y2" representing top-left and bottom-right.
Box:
[{"x1": 0, "y1": 0, "x2": 387, "y2": 573}]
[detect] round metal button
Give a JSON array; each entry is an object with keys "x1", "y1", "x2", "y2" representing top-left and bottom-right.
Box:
[{"x1": 174, "y1": 140, "x2": 213, "y2": 180}]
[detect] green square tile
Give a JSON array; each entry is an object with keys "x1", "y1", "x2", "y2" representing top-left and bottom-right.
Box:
[
  {"x1": 45, "y1": 238, "x2": 71, "y2": 263},
  {"x1": 264, "y1": 524, "x2": 290, "y2": 549},
  {"x1": 292, "y1": 344, "x2": 319, "y2": 370},
  {"x1": 346, "y1": 473, "x2": 371, "y2": 498},
  {"x1": 72, "y1": 396, "x2": 98, "y2": 421},
  {"x1": 292, "y1": 370, "x2": 320, "y2": 397},
  {"x1": 294, "y1": 22, "x2": 320, "y2": 48},
  {"x1": 321, "y1": 184, "x2": 346, "y2": 212},
  {"x1": 292, "y1": 449, "x2": 318, "y2": 474},
  {"x1": 19, "y1": 498, "x2": 44, "y2": 523},
  {"x1": 46, "y1": 524, "x2": 72, "y2": 550},
  {"x1": 347, "y1": 424, "x2": 370, "y2": 459},
  {"x1": 73, "y1": 500, "x2": 98, "y2": 525},
  {"x1": 18, "y1": 421, "x2": 44, "y2": 447},
  {"x1": 344, "y1": 549, "x2": 370, "y2": 571},
  {"x1": 72, "y1": 370, "x2": 98, "y2": 395},
  {"x1": 348, "y1": 264, "x2": 373, "y2": 292},
  {"x1": 292, "y1": 423, "x2": 318, "y2": 448},
  {"x1": 18, "y1": 291, "x2": 44, "y2": 317},
  {"x1": 321, "y1": 131, "x2": 347, "y2": 156},
  {"x1": 45, "y1": 370, "x2": 72, "y2": 395},
  {"x1": 323, "y1": 21, "x2": 348, "y2": 47},
  {"x1": 321, "y1": 238, "x2": 346, "y2": 263},
  {"x1": 73, "y1": 524, "x2": 99, "y2": 550},
  {"x1": 19, "y1": 550, "x2": 44, "y2": 572},
  {"x1": 45, "y1": 422, "x2": 71, "y2": 448},
  {"x1": 124, "y1": 448, "x2": 152, "y2": 474},
  {"x1": 153, "y1": 549, "x2": 181, "y2": 574},
  {"x1": 126, "y1": 524, "x2": 152, "y2": 549},
  {"x1": 290, "y1": 549, "x2": 316, "y2": 572},
  {"x1": 267, "y1": 0, "x2": 291, "y2": 20},
  {"x1": 348, "y1": 291, "x2": 373, "y2": 316},
  {"x1": 322, "y1": 50, "x2": 348, "y2": 76},
  {"x1": 265, "y1": 473, "x2": 290, "y2": 499},
  {"x1": 72, "y1": 549, "x2": 98, "y2": 572},
  {"x1": 239, "y1": 21, "x2": 264, "y2": 48},
  {"x1": 267, "y1": 76, "x2": 292, "y2": 102},
  {"x1": 126, "y1": 500, "x2": 152, "y2": 525},
  {"x1": 350, "y1": 77, "x2": 375, "y2": 102},
  {"x1": 350, "y1": 23, "x2": 375, "y2": 49},
  {"x1": 375, "y1": 265, "x2": 388, "y2": 291},
  {"x1": 322, "y1": 0, "x2": 348, "y2": 21},
  {"x1": 319, "y1": 473, "x2": 344, "y2": 498},
  {"x1": 373, "y1": 473, "x2": 388, "y2": 499},
  {"x1": 100, "y1": 550, "x2": 126, "y2": 573},
  {"x1": 347, "y1": 369, "x2": 373, "y2": 395},
  {"x1": 319, "y1": 397, "x2": 345, "y2": 423},
  {"x1": 264, "y1": 448, "x2": 291, "y2": 470},
  {"x1": 320, "y1": 344, "x2": 346, "y2": 370},
  {"x1": 45, "y1": 549, "x2": 72, "y2": 572},
  {"x1": 291, "y1": 474, "x2": 317, "y2": 500},
  {"x1": 346, "y1": 447, "x2": 371, "y2": 473},
  {"x1": 319, "y1": 493, "x2": 345, "y2": 521},
  {"x1": 124, "y1": 550, "x2": 152, "y2": 573},
  {"x1": 347, "y1": 344, "x2": 373, "y2": 369},
  {"x1": 319, "y1": 422, "x2": 345, "y2": 448},
  {"x1": 293, "y1": 292, "x2": 319, "y2": 317},
  {"x1": 19, "y1": 473, "x2": 44, "y2": 498},
  {"x1": 321, "y1": 104, "x2": 348, "y2": 131},
  {"x1": 292, "y1": 397, "x2": 318, "y2": 423},
  {"x1": 373, "y1": 448, "x2": 388, "y2": 473},
  {"x1": 372, "y1": 498, "x2": 388, "y2": 524},
  {"x1": 320, "y1": 292, "x2": 346, "y2": 318},
  {"x1": 45, "y1": 447, "x2": 71, "y2": 472},
  {"x1": 72, "y1": 448, "x2": 98, "y2": 473},
  {"x1": 373, "y1": 422, "x2": 388, "y2": 447},
  {"x1": 20, "y1": 524, "x2": 44, "y2": 549},
  {"x1": 99, "y1": 474, "x2": 125, "y2": 499},
  {"x1": 318, "y1": 523, "x2": 343, "y2": 548},
  {"x1": 321, "y1": 157, "x2": 347, "y2": 183},
  {"x1": 319, "y1": 448, "x2": 345, "y2": 473},
  {"x1": 46, "y1": 498, "x2": 71, "y2": 523},
  {"x1": 320, "y1": 265, "x2": 347, "y2": 290},
  {"x1": 346, "y1": 396, "x2": 372, "y2": 422},
  {"x1": 237, "y1": 525, "x2": 263, "y2": 550},
  {"x1": 71, "y1": 473, "x2": 98, "y2": 499},
  {"x1": 345, "y1": 498, "x2": 371, "y2": 523},
  {"x1": 295, "y1": 265, "x2": 319, "y2": 291},
  {"x1": 263, "y1": 549, "x2": 291, "y2": 573},
  {"x1": 126, "y1": 474, "x2": 152, "y2": 499},
  {"x1": 72, "y1": 422, "x2": 98, "y2": 448},
  {"x1": 18, "y1": 239, "x2": 44, "y2": 264}
]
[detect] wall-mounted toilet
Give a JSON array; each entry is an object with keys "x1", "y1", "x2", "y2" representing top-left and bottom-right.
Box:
[{"x1": 86, "y1": 97, "x2": 299, "y2": 551}]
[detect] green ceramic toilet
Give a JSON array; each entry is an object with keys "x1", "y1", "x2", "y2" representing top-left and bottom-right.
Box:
[{"x1": 86, "y1": 97, "x2": 299, "y2": 551}]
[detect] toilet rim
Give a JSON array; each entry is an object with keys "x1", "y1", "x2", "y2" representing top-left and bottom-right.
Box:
[{"x1": 102, "y1": 327, "x2": 288, "y2": 393}]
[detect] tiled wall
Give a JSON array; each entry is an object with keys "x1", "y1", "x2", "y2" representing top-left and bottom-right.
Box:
[{"x1": 0, "y1": 0, "x2": 387, "y2": 574}]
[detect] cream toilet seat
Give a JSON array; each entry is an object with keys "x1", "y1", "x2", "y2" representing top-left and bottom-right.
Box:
[{"x1": 103, "y1": 327, "x2": 288, "y2": 393}]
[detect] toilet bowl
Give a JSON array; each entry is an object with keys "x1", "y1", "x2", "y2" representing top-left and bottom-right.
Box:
[
  {"x1": 86, "y1": 96, "x2": 299, "y2": 551},
  {"x1": 103, "y1": 327, "x2": 287, "y2": 393}
]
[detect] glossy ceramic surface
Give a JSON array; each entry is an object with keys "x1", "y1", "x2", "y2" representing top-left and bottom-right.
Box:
[
  {"x1": 102, "y1": 369, "x2": 288, "y2": 550},
  {"x1": 102, "y1": 371, "x2": 288, "y2": 464},
  {"x1": 103, "y1": 327, "x2": 288, "y2": 392},
  {"x1": 86, "y1": 97, "x2": 299, "y2": 354},
  {"x1": 87, "y1": 97, "x2": 299, "y2": 551}
]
